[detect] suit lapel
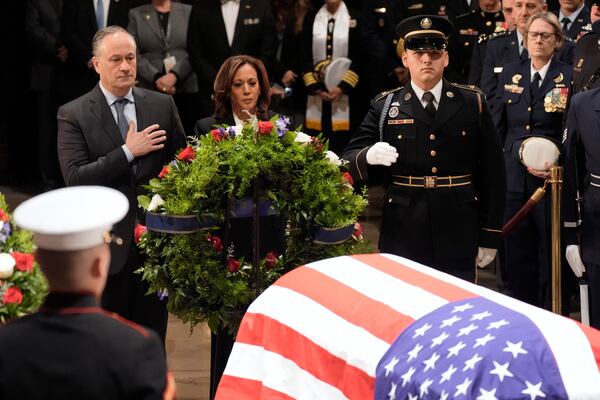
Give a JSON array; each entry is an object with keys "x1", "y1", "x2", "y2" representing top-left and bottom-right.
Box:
[
  {"x1": 213, "y1": 0, "x2": 232, "y2": 50},
  {"x1": 133, "y1": 88, "x2": 150, "y2": 175},
  {"x1": 142, "y1": 6, "x2": 164, "y2": 43},
  {"x1": 86, "y1": 0, "x2": 97, "y2": 30},
  {"x1": 232, "y1": 0, "x2": 250, "y2": 49},
  {"x1": 89, "y1": 85, "x2": 123, "y2": 148},
  {"x1": 431, "y1": 80, "x2": 465, "y2": 132}
]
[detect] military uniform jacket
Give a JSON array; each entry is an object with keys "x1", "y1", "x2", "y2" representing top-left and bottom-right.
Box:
[
  {"x1": 572, "y1": 20, "x2": 600, "y2": 93},
  {"x1": 0, "y1": 293, "x2": 170, "y2": 399},
  {"x1": 342, "y1": 80, "x2": 506, "y2": 265},
  {"x1": 494, "y1": 58, "x2": 572, "y2": 194},
  {"x1": 563, "y1": 88, "x2": 600, "y2": 264}
]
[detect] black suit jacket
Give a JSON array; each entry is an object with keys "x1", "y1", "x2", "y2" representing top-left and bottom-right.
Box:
[
  {"x1": 187, "y1": 0, "x2": 276, "y2": 94},
  {"x1": 60, "y1": 0, "x2": 133, "y2": 100},
  {"x1": 0, "y1": 293, "x2": 168, "y2": 399},
  {"x1": 57, "y1": 85, "x2": 186, "y2": 274}
]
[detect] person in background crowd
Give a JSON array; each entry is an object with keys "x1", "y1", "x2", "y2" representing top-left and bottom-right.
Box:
[
  {"x1": 343, "y1": 15, "x2": 505, "y2": 282},
  {"x1": 446, "y1": 0, "x2": 504, "y2": 83},
  {"x1": 551, "y1": 0, "x2": 590, "y2": 39},
  {"x1": 25, "y1": 0, "x2": 66, "y2": 192},
  {"x1": 270, "y1": 0, "x2": 312, "y2": 125},
  {"x1": 0, "y1": 186, "x2": 175, "y2": 400},
  {"x1": 187, "y1": 0, "x2": 277, "y2": 119},
  {"x1": 128, "y1": 0, "x2": 199, "y2": 136},
  {"x1": 481, "y1": 0, "x2": 574, "y2": 114},
  {"x1": 60, "y1": 0, "x2": 137, "y2": 102},
  {"x1": 468, "y1": 0, "x2": 516, "y2": 86},
  {"x1": 572, "y1": 2, "x2": 600, "y2": 92},
  {"x1": 493, "y1": 12, "x2": 572, "y2": 309},
  {"x1": 563, "y1": 86, "x2": 600, "y2": 329},
  {"x1": 57, "y1": 26, "x2": 186, "y2": 343},
  {"x1": 301, "y1": 0, "x2": 365, "y2": 155}
]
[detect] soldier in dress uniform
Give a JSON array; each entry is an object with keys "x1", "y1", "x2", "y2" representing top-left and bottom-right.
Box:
[
  {"x1": 0, "y1": 186, "x2": 175, "y2": 400},
  {"x1": 342, "y1": 15, "x2": 506, "y2": 281},
  {"x1": 563, "y1": 86, "x2": 600, "y2": 329},
  {"x1": 572, "y1": 5, "x2": 600, "y2": 92},
  {"x1": 550, "y1": 0, "x2": 590, "y2": 40},
  {"x1": 446, "y1": 0, "x2": 504, "y2": 83}
]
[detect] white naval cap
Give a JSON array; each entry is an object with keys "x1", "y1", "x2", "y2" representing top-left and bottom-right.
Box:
[{"x1": 13, "y1": 186, "x2": 128, "y2": 251}]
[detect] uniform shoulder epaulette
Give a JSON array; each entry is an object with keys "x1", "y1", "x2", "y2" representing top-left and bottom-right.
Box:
[
  {"x1": 478, "y1": 33, "x2": 489, "y2": 44},
  {"x1": 451, "y1": 82, "x2": 483, "y2": 94},
  {"x1": 455, "y1": 11, "x2": 474, "y2": 20},
  {"x1": 375, "y1": 86, "x2": 403, "y2": 102},
  {"x1": 486, "y1": 30, "x2": 510, "y2": 42}
]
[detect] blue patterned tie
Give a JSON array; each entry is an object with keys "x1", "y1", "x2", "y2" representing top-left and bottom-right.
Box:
[
  {"x1": 96, "y1": 0, "x2": 104, "y2": 29},
  {"x1": 114, "y1": 98, "x2": 129, "y2": 141}
]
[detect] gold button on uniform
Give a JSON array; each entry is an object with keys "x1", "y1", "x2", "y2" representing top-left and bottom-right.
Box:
[
  {"x1": 461, "y1": 130, "x2": 467, "y2": 136},
  {"x1": 508, "y1": 99, "x2": 512, "y2": 104},
  {"x1": 527, "y1": 107, "x2": 532, "y2": 112},
  {"x1": 430, "y1": 150, "x2": 437, "y2": 157},
  {"x1": 398, "y1": 134, "x2": 403, "y2": 139},
  {"x1": 526, "y1": 125, "x2": 530, "y2": 130},
  {"x1": 429, "y1": 134, "x2": 436, "y2": 140},
  {"x1": 431, "y1": 167, "x2": 438, "y2": 173}
]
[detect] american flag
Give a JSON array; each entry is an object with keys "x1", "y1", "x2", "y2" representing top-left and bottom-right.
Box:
[{"x1": 215, "y1": 254, "x2": 600, "y2": 399}]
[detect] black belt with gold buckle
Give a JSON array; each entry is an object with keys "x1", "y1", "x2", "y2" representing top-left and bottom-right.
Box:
[{"x1": 393, "y1": 174, "x2": 472, "y2": 188}]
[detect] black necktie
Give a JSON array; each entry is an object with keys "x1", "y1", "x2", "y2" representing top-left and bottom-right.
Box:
[
  {"x1": 530, "y1": 72, "x2": 541, "y2": 98},
  {"x1": 561, "y1": 17, "x2": 570, "y2": 34},
  {"x1": 520, "y1": 40, "x2": 529, "y2": 60},
  {"x1": 114, "y1": 98, "x2": 130, "y2": 141},
  {"x1": 422, "y1": 91, "x2": 436, "y2": 118}
]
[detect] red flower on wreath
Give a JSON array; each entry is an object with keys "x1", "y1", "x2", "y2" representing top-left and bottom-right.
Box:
[
  {"x1": 177, "y1": 146, "x2": 196, "y2": 162},
  {"x1": 211, "y1": 129, "x2": 223, "y2": 142},
  {"x1": 11, "y1": 252, "x2": 34, "y2": 273},
  {"x1": 352, "y1": 222, "x2": 363, "y2": 240},
  {"x1": 134, "y1": 224, "x2": 147, "y2": 244},
  {"x1": 342, "y1": 172, "x2": 354, "y2": 186},
  {"x1": 209, "y1": 235, "x2": 223, "y2": 252},
  {"x1": 264, "y1": 251, "x2": 278, "y2": 269},
  {"x1": 158, "y1": 165, "x2": 170, "y2": 178},
  {"x1": 3, "y1": 286, "x2": 23, "y2": 305},
  {"x1": 0, "y1": 208, "x2": 8, "y2": 223},
  {"x1": 227, "y1": 258, "x2": 241, "y2": 273},
  {"x1": 258, "y1": 121, "x2": 274, "y2": 135}
]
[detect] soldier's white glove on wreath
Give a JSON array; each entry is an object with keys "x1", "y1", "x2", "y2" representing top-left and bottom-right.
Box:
[
  {"x1": 366, "y1": 142, "x2": 398, "y2": 166},
  {"x1": 476, "y1": 247, "x2": 497, "y2": 268},
  {"x1": 566, "y1": 245, "x2": 586, "y2": 278}
]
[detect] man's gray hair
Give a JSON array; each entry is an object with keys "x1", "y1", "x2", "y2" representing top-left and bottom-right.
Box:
[{"x1": 92, "y1": 25, "x2": 136, "y2": 56}]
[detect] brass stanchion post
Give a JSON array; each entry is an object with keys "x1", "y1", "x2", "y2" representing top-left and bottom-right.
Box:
[{"x1": 550, "y1": 166, "x2": 563, "y2": 314}]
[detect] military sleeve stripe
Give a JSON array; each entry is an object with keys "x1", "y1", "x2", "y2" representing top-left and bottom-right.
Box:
[
  {"x1": 482, "y1": 227, "x2": 502, "y2": 233},
  {"x1": 303, "y1": 73, "x2": 318, "y2": 86}
]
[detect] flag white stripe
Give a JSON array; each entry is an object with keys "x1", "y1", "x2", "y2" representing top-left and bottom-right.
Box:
[
  {"x1": 306, "y1": 256, "x2": 449, "y2": 319},
  {"x1": 248, "y1": 285, "x2": 389, "y2": 376},
  {"x1": 224, "y1": 342, "x2": 348, "y2": 399},
  {"x1": 381, "y1": 254, "x2": 600, "y2": 398}
]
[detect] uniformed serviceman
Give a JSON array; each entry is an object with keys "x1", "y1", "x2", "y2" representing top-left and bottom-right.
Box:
[
  {"x1": 563, "y1": 86, "x2": 600, "y2": 329},
  {"x1": 342, "y1": 15, "x2": 506, "y2": 281},
  {"x1": 551, "y1": 0, "x2": 590, "y2": 39},
  {"x1": 572, "y1": 5, "x2": 600, "y2": 93},
  {"x1": 0, "y1": 186, "x2": 175, "y2": 400},
  {"x1": 446, "y1": 0, "x2": 504, "y2": 83},
  {"x1": 481, "y1": 0, "x2": 575, "y2": 114}
]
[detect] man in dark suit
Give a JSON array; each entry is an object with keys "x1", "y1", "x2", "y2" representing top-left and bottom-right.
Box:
[
  {"x1": 57, "y1": 26, "x2": 187, "y2": 340},
  {"x1": 25, "y1": 0, "x2": 66, "y2": 191},
  {"x1": 1, "y1": 186, "x2": 175, "y2": 400},
  {"x1": 343, "y1": 15, "x2": 506, "y2": 281},
  {"x1": 552, "y1": 0, "x2": 590, "y2": 39},
  {"x1": 60, "y1": 0, "x2": 137, "y2": 101},
  {"x1": 481, "y1": 0, "x2": 575, "y2": 113},
  {"x1": 186, "y1": 0, "x2": 276, "y2": 117}
]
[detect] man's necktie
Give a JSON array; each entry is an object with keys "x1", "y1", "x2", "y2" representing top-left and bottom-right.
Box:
[
  {"x1": 114, "y1": 98, "x2": 129, "y2": 141},
  {"x1": 422, "y1": 91, "x2": 436, "y2": 118},
  {"x1": 519, "y1": 40, "x2": 529, "y2": 60},
  {"x1": 561, "y1": 17, "x2": 570, "y2": 34},
  {"x1": 96, "y1": 0, "x2": 104, "y2": 30},
  {"x1": 530, "y1": 72, "x2": 541, "y2": 98}
]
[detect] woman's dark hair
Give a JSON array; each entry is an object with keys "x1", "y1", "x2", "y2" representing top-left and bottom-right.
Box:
[
  {"x1": 272, "y1": 0, "x2": 312, "y2": 34},
  {"x1": 214, "y1": 55, "x2": 271, "y2": 120}
]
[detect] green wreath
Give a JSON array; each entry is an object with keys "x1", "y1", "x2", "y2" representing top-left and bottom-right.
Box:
[{"x1": 136, "y1": 116, "x2": 371, "y2": 334}]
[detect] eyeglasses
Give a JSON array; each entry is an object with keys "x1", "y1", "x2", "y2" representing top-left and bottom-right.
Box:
[
  {"x1": 408, "y1": 50, "x2": 445, "y2": 60},
  {"x1": 527, "y1": 31, "x2": 557, "y2": 41}
]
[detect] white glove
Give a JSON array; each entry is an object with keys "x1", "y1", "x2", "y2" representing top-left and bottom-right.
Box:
[
  {"x1": 566, "y1": 244, "x2": 586, "y2": 278},
  {"x1": 366, "y1": 142, "x2": 399, "y2": 166},
  {"x1": 476, "y1": 247, "x2": 497, "y2": 268}
]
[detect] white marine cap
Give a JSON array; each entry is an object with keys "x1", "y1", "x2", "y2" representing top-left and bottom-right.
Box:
[{"x1": 13, "y1": 186, "x2": 128, "y2": 251}]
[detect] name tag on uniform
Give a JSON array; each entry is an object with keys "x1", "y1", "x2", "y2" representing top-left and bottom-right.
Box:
[
  {"x1": 388, "y1": 119, "x2": 414, "y2": 125},
  {"x1": 504, "y1": 84, "x2": 523, "y2": 94},
  {"x1": 494, "y1": 67, "x2": 503, "y2": 73},
  {"x1": 243, "y1": 18, "x2": 260, "y2": 25}
]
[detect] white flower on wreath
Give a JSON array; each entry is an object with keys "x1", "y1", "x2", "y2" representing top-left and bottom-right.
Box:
[
  {"x1": 325, "y1": 151, "x2": 341, "y2": 166},
  {"x1": 148, "y1": 194, "x2": 165, "y2": 211},
  {"x1": 294, "y1": 131, "x2": 313, "y2": 144},
  {"x1": 0, "y1": 252, "x2": 15, "y2": 279}
]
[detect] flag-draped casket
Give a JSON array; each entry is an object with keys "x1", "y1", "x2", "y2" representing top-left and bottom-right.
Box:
[{"x1": 215, "y1": 254, "x2": 600, "y2": 399}]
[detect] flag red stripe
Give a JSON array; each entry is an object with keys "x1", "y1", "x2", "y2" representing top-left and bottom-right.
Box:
[
  {"x1": 275, "y1": 266, "x2": 414, "y2": 343},
  {"x1": 216, "y1": 375, "x2": 295, "y2": 400},
  {"x1": 352, "y1": 254, "x2": 477, "y2": 301},
  {"x1": 577, "y1": 322, "x2": 600, "y2": 372},
  {"x1": 236, "y1": 312, "x2": 374, "y2": 399}
]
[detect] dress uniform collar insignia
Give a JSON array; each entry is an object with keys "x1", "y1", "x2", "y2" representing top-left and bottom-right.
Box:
[
  {"x1": 512, "y1": 74, "x2": 522, "y2": 84},
  {"x1": 391, "y1": 101, "x2": 400, "y2": 106},
  {"x1": 446, "y1": 91, "x2": 454, "y2": 98},
  {"x1": 404, "y1": 92, "x2": 412, "y2": 101},
  {"x1": 554, "y1": 73, "x2": 564, "y2": 84},
  {"x1": 577, "y1": 58, "x2": 584, "y2": 68},
  {"x1": 389, "y1": 106, "x2": 399, "y2": 118}
]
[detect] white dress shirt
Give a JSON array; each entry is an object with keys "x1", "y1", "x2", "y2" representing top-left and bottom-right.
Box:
[
  {"x1": 559, "y1": 1, "x2": 586, "y2": 31},
  {"x1": 222, "y1": 0, "x2": 240, "y2": 46},
  {"x1": 411, "y1": 79, "x2": 444, "y2": 110},
  {"x1": 99, "y1": 82, "x2": 137, "y2": 162},
  {"x1": 517, "y1": 29, "x2": 525, "y2": 55},
  {"x1": 530, "y1": 59, "x2": 552, "y2": 85}
]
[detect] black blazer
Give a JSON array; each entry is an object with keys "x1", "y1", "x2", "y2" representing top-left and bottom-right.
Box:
[
  {"x1": 57, "y1": 85, "x2": 186, "y2": 274},
  {"x1": 194, "y1": 110, "x2": 291, "y2": 136},
  {"x1": 0, "y1": 293, "x2": 168, "y2": 399},
  {"x1": 187, "y1": 0, "x2": 276, "y2": 94}
]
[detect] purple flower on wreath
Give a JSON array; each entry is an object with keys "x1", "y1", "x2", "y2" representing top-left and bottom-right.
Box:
[
  {"x1": 218, "y1": 126, "x2": 227, "y2": 138},
  {"x1": 228, "y1": 126, "x2": 237, "y2": 138},
  {"x1": 0, "y1": 222, "x2": 11, "y2": 244},
  {"x1": 170, "y1": 159, "x2": 178, "y2": 167},
  {"x1": 275, "y1": 116, "x2": 290, "y2": 138},
  {"x1": 157, "y1": 288, "x2": 168, "y2": 300}
]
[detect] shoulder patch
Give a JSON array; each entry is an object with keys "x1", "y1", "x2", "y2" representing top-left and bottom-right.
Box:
[
  {"x1": 451, "y1": 82, "x2": 484, "y2": 95},
  {"x1": 487, "y1": 30, "x2": 510, "y2": 42},
  {"x1": 375, "y1": 86, "x2": 403, "y2": 102}
]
